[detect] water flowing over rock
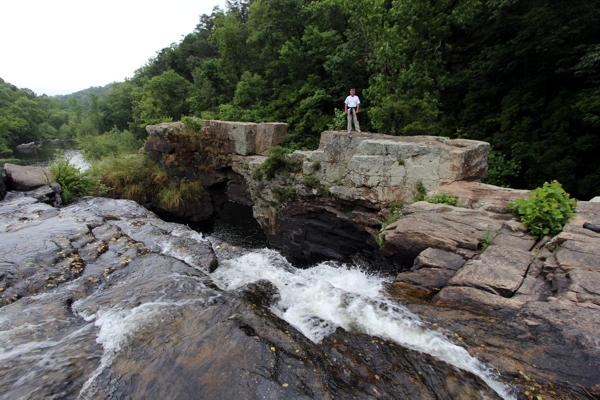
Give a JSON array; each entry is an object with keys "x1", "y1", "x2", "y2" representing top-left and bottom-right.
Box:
[{"x1": 0, "y1": 193, "x2": 512, "y2": 399}]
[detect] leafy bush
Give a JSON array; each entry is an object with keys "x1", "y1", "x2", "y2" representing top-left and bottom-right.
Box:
[
  {"x1": 483, "y1": 149, "x2": 521, "y2": 188},
  {"x1": 50, "y1": 152, "x2": 106, "y2": 204},
  {"x1": 508, "y1": 181, "x2": 577, "y2": 239},
  {"x1": 272, "y1": 185, "x2": 297, "y2": 202},
  {"x1": 327, "y1": 108, "x2": 347, "y2": 131},
  {"x1": 302, "y1": 174, "x2": 320, "y2": 188},
  {"x1": 94, "y1": 154, "x2": 204, "y2": 212},
  {"x1": 414, "y1": 182, "x2": 427, "y2": 201},
  {"x1": 253, "y1": 146, "x2": 302, "y2": 180},
  {"x1": 427, "y1": 193, "x2": 458, "y2": 206}
]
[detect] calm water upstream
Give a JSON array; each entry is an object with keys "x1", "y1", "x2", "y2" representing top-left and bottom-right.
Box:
[{"x1": 3, "y1": 140, "x2": 89, "y2": 171}]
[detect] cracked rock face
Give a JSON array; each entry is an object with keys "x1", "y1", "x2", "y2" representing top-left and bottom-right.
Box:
[{"x1": 385, "y1": 201, "x2": 600, "y2": 397}]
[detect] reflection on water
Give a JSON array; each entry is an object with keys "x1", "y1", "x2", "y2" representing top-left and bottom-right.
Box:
[
  {"x1": 210, "y1": 201, "x2": 268, "y2": 248},
  {"x1": 4, "y1": 140, "x2": 90, "y2": 171},
  {"x1": 171, "y1": 201, "x2": 268, "y2": 249}
]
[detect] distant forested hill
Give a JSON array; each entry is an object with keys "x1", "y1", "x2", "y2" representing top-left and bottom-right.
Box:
[{"x1": 53, "y1": 83, "x2": 114, "y2": 109}]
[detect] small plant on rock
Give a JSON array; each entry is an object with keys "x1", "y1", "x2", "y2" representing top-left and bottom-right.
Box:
[
  {"x1": 253, "y1": 146, "x2": 301, "y2": 180},
  {"x1": 414, "y1": 182, "x2": 427, "y2": 201},
  {"x1": 272, "y1": 185, "x2": 297, "y2": 202},
  {"x1": 508, "y1": 181, "x2": 577, "y2": 239},
  {"x1": 427, "y1": 193, "x2": 458, "y2": 206}
]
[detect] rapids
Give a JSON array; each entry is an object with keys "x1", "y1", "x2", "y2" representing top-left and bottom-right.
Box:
[{"x1": 210, "y1": 247, "x2": 515, "y2": 399}]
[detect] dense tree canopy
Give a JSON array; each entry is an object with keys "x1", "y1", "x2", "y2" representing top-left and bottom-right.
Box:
[{"x1": 3, "y1": 0, "x2": 600, "y2": 199}]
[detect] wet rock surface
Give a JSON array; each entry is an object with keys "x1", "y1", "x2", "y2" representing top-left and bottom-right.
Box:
[
  {"x1": 0, "y1": 193, "x2": 511, "y2": 399},
  {"x1": 385, "y1": 201, "x2": 600, "y2": 397}
]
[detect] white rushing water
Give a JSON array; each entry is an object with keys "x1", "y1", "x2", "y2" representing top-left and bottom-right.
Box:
[{"x1": 210, "y1": 248, "x2": 515, "y2": 400}]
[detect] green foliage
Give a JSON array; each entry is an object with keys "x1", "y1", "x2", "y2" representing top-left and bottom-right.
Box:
[
  {"x1": 302, "y1": 174, "x2": 320, "y2": 188},
  {"x1": 377, "y1": 201, "x2": 404, "y2": 247},
  {"x1": 77, "y1": 127, "x2": 144, "y2": 161},
  {"x1": 49, "y1": 151, "x2": 106, "y2": 204},
  {"x1": 509, "y1": 181, "x2": 578, "y2": 239},
  {"x1": 483, "y1": 149, "x2": 521, "y2": 188},
  {"x1": 414, "y1": 182, "x2": 427, "y2": 202},
  {"x1": 94, "y1": 154, "x2": 204, "y2": 213},
  {"x1": 480, "y1": 225, "x2": 492, "y2": 252},
  {"x1": 427, "y1": 193, "x2": 458, "y2": 206},
  {"x1": 311, "y1": 161, "x2": 321, "y2": 171},
  {"x1": 327, "y1": 108, "x2": 347, "y2": 131},
  {"x1": 253, "y1": 146, "x2": 301, "y2": 180},
  {"x1": 272, "y1": 185, "x2": 297, "y2": 202},
  {"x1": 182, "y1": 115, "x2": 203, "y2": 134}
]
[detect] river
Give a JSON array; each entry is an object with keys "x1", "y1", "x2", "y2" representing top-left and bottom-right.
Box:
[{"x1": 4, "y1": 140, "x2": 89, "y2": 171}]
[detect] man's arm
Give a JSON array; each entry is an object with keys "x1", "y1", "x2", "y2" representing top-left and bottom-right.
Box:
[
  {"x1": 356, "y1": 104, "x2": 360, "y2": 113},
  {"x1": 344, "y1": 103, "x2": 348, "y2": 114}
]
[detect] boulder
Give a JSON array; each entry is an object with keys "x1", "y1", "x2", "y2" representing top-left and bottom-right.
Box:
[
  {"x1": 4, "y1": 163, "x2": 54, "y2": 191},
  {"x1": 445, "y1": 245, "x2": 532, "y2": 297},
  {"x1": 198, "y1": 120, "x2": 288, "y2": 156},
  {"x1": 0, "y1": 171, "x2": 6, "y2": 200},
  {"x1": 15, "y1": 142, "x2": 39, "y2": 150},
  {"x1": 388, "y1": 248, "x2": 467, "y2": 300}
]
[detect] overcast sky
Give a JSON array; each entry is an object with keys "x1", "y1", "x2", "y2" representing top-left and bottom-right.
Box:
[{"x1": 0, "y1": 0, "x2": 226, "y2": 96}]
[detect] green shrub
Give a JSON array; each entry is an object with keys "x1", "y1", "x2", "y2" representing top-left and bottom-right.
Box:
[
  {"x1": 182, "y1": 115, "x2": 203, "y2": 134},
  {"x1": 414, "y1": 182, "x2": 427, "y2": 201},
  {"x1": 50, "y1": 151, "x2": 106, "y2": 204},
  {"x1": 272, "y1": 185, "x2": 297, "y2": 202},
  {"x1": 311, "y1": 161, "x2": 321, "y2": 171},
  {"x1": 427, "y1": 193, "x2": 458, "y2": 206},
  {"x1": 483, "y1": 148, "x2": 521, "y2": 188},
  {"x1": 302, "y1": 174, "x2": 320, "y2": 188},
  {"x1": 77, "y1": 127, "x2": 144, "y2": 161},
  {"x1": 327, "y1": 108, "x2": 347, "y2": 131},
  {"x1": 508, "y1": 181, "x2": 577, "y2": 239},
  {"x1": 253, "y1": 146, "x2": 302, "y2": 180},
  {"x1": 94, "y1": 154, "x2": 204, "y2": 213}
]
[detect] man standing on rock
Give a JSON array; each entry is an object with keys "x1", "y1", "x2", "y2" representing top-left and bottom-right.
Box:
[{"x1": 344, "y1": 88, "x2": 361, "y2": 133}]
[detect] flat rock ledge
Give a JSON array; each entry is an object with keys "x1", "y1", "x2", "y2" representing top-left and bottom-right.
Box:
[{"x1": 384, "y1": 201, "x2": 600, "y2": 396}]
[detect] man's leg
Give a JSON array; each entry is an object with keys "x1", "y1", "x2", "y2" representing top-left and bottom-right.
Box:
[
  {"x1": 352, "y1": 109, "x2": 360, "y2": 132},
  {"x1": 347, "y1": 110, "x2": 352, "y2": 132}
]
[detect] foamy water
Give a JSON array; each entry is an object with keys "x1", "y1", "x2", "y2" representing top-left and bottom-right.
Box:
[{"x1": 211, "y1": 248, "x2": 515, "y2": 399}]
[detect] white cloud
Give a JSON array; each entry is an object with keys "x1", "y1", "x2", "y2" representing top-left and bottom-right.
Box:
[{"x1": 0, "y1": 0, "x2": 226, "y2": 95}]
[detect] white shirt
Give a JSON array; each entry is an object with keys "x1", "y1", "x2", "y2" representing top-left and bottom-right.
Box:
[{"x1": 345, "y1": 95, "x2": 360, "y2": 108}]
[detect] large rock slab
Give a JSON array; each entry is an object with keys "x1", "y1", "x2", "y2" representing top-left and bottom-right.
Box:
[{"x1": 298, "y1": 132, "x2": 489, "y2": 205}]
